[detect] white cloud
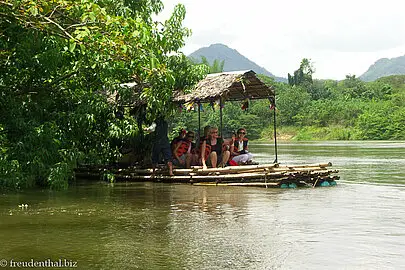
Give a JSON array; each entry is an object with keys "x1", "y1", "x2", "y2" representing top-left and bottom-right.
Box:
[{"x1": 158, "y1": 0, "x2": 405, "y2": 80}]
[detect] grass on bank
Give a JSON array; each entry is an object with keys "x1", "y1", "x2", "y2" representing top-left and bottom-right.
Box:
[{"x1": 258, "y1": 125, "x2": 362, "y2": 141}]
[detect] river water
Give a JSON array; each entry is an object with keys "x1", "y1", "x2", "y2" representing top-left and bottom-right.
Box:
[{"x1": 1, "y1": 141, "x2": 404, "y2": 269}]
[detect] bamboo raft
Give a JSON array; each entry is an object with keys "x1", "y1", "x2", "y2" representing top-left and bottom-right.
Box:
[{"x1": 75, "y1": 162, "x2": 339, "y2": 188}]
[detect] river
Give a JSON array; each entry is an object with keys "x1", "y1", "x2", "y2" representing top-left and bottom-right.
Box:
[{"x1": 1, "y1": 141, "x2": 404, "y2": 269}]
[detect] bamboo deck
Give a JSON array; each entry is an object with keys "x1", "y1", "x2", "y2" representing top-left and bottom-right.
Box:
[{"x1": 75, "y1": 162, "x2": 339, "y2": 188}]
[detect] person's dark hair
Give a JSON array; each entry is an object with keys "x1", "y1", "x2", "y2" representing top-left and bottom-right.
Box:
[
  {"x1": 179, "y1": 128, "x2": 187, "y2": 136},
  {"x1": 237, "y1": 128, "x2": 246, "y2": 134}
]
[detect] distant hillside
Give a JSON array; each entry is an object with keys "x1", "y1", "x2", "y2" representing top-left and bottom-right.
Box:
[
  {"x1": 360, "y1": 55, "x2": 405, "y2": 82},
  {"x1": 188, "y1": 43, "x2": 286, "y2": 82}
]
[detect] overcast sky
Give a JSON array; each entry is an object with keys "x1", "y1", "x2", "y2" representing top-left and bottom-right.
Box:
[{"x1": 157, "y1": 0, "x2": 405, "y2": 80}]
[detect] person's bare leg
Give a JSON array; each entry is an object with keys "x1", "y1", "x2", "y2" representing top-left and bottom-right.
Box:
[
  {"x1": 168, "y1": 161, "x2": 174, "y2": 176},
  {"x1": 185, "y1": 153, "x2": 191, "y2": 169},
  {"x1": 151, "y1": 164, "x2": 156, "y2": 179},
  {"x1": 221, "y1": 150, "x2": 230, "y2": 167},
  {"x1": 210, "y1": 152, "x2": 217, "y2": 168}
]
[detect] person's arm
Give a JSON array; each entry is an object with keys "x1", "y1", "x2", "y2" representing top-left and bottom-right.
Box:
[
  {"x1": 143, "y1": 122, "x2": 156, "y2": 133},
  {"x1": 231, "y1": 147, "x2": 239, "y2": 156},
  {"x1": 173, "y1": 141, "x2": 184, "y2": 164},
  {"x1": 201, "y1": 141, "x2": 207, "y2": 169},
  {"x1": 230, "y1": 140, "x2": 239, "y2": 156}
]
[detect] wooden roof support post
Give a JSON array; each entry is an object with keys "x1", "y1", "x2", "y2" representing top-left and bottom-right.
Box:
[
  {"x1": 220, "y1": 98, "x2": 223, "y2": 137},
  {"x1": 198, "y1": 102, "x2": 201, "y2": 136},
  {"x1": 273, "y1": 95, "x2": 278, "y2": 164}
]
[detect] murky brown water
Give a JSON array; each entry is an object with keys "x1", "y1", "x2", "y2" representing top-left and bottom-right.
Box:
[{"x1": 1, "y1": 141, "x2": 405, "y2": 269}]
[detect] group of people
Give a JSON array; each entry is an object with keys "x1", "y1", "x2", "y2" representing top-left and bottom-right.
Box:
[
  {"x1": 170, "y1": 126, "x2": 254, "y2": 169},
  {"x1": 145, "y1": 116, "x2": 254, "y2": 176}
]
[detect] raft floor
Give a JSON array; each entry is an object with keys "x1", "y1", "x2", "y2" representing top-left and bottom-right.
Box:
[{"x1": 75, "y1": 162, "x2": 340, "y2": 188}]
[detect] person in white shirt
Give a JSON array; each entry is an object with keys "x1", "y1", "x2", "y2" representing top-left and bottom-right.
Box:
[{"x1": 230, "y1": 128, "x2": 253, "y2": 165}]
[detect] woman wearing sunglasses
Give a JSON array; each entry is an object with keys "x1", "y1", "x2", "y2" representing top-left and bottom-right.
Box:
[
  {"x1": 201, "y1": 127, "x2": 230, "y2": 169},
  {"x1": 230, "y1": 128, "x2": 253, "y2": 165}
]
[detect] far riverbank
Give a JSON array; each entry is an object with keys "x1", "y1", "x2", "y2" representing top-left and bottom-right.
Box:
[{"x1": 258, "y1": 125, "x2": 363, "y2": 141}]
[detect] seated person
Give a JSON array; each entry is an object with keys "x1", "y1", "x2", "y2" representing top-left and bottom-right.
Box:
[
  {"x1": 201, "y1": 127, "x2": 230, "y2": 169},
  {"x1": 230, "y1": 128, "x2": 253, "y2": 165},
  {"x1": 223, "y1": 132, "x2": 236, "y2": 151},
  {"x1": 172, "y1": 131, "x2": 197, "y2": 168},
  {"x1": 171, "y1": 128, "x2": 186, "y2": 153},
  {"x1": 193, "y1": 125, "x2": 211, "y2": 160},
  {"x1": 195, "y1": 125, "x2": 210, "y2": 149},
  {"x1": 223, "y1": 132, "x2": 239, "y2": 166}
]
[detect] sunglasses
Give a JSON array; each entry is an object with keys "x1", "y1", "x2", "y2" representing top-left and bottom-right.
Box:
[{"x1": 238, "y1": 132, "x2": 246, "y2": 135}]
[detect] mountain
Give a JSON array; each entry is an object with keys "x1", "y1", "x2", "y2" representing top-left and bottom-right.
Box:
[
  {"x1": 360, "y1": 55, "x2": 405, "y2": 82},
  {"x1": 188, "y1": 43, "x2": 286, "y2": 82}
]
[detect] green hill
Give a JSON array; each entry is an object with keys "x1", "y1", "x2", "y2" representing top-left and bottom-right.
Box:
[
  {"x1": 188, "y1": 43, "x2": 287, "y2": 82},
  {"x1": 360, "y1": 55, "x2": 405, "y2": 82}
]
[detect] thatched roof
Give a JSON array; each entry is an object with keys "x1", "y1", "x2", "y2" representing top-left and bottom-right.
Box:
[{"x1": 173, "y1": 70, "x2": 274, "y2": 103}]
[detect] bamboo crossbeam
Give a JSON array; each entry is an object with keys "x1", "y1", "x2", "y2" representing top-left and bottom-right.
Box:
[
  {"x1": 75, "y1": 162, "x2": 333, "y2": 175},
  {"x1": 109, "y1": 168, "x2": 338, "y2": 181},
  {"x1": 76, "y1": 162, "x2": 331, "y2": 172},
  {"x1": 118, "y1": 170, "x2": 339, "y2": 182},
  {"x1": 178, "y1": 164, "x2": 332, "y2": 175},
  {"x1": 116, "y1": 166, "x2": 332, "y2": 177},
  {"x1": 280, "y1": 162, "x2": 332, "y2": 168},
  {"x1": 193, "y1": 182, "x2": 279, "y2": 187},
  {"x1": 164, "y1": 163, "x2": 280, "y2": 175}
]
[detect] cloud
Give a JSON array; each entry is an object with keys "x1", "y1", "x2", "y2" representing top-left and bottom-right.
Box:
[{"x1": 158, "y1": 0, "x2": 405, "y2": 79}]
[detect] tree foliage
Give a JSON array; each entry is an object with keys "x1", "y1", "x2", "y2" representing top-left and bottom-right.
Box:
[
  {"x1": 171, "y1": 59, "x2": 405, "y2": 144},
  {"x1": 199, "y1": 56, "x2": 224, "y2": 74},
  {"x1": 288, "y1": 58, "x2": 314, "y2": 87},
  {"x1": 0, "y1": 0, "x2": 206, "y2": 189}
]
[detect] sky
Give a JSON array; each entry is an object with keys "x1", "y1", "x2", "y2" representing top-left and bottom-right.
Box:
[{"x1": 157, "y1": 0, "x2": 405, "y2": 80}]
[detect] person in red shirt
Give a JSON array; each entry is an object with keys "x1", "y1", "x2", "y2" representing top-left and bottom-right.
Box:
[{"x1": 173, "y1": 131, "x2": 196, "y2": 168}]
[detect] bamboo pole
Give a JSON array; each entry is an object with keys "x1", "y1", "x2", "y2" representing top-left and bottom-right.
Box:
[
  {"x1": 75, "y1": 162, "x2": 339, "y2": 186},
  {"x1": 278, "y1": 162, "x2": 332, "y2": 169},
  {"x1": 76, "y1": 163, "x2": 333, "y2": 176},
  {"x1": 193, "y1": 182, "x2": 279, "y2": 187},
  {"x1": 82, "y1": 166, "x2": 337, "y2": 179},
  {"x1": 120, "y1": 170, "x2": 335, "y2": 181},
  {"x1": 190, "y1": 163, "x2": 279, "y2": 173},
  {"x1": 198, "y1": 101, "x2": 201, "y2": 136},
  {"x1": 273, "y1": 99, "x2": 278, "y2": 163},
  {"x1": 313, "y1": 177, "x2": 320, "y2": 188},
  {"x1": 76, "y1": 162, "x2": 332, "y2": 174}
]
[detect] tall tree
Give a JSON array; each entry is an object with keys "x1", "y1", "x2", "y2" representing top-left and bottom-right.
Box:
[
  {"x1": 200, "y1": 56, "x2": 225, "y2": 74},
  {"x1": 288, "y1": 58, "x2": 314, "y2": 87},
  {"x1": 0, "y1": 0, "x2": 206, "y2": 189}
]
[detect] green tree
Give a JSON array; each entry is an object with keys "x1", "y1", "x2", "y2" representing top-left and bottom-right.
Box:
[
  {"x1": 200, "y1": 56, "x2": 225, "y2": 74},
  {"x1": 0, "y1": 0, "x2": 206, "y2": 189},
  {"x1": 288, "y1": 58, "x2": 314, "y2": 87}
]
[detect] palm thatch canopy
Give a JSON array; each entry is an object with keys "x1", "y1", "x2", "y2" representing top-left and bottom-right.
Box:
[{"x1": 173, "y1": 70, "x2": 274, "y2": 103}]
